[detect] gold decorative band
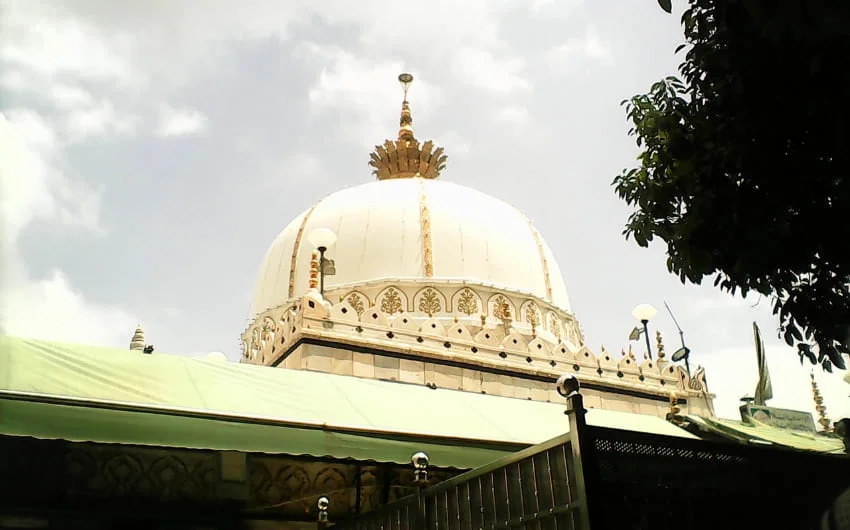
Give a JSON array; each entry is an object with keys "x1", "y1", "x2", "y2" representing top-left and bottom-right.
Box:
[
  {"x1": 288, "y1": 203, "x2": 319, "y2": 298},
  {"x1": 418, "y1": 179, "x2": 434, "y2": 277}
]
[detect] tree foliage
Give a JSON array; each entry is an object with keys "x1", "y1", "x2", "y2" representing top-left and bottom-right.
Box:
[{"x1": 614, "y1": 0, "x2": 850, "y2": 371}]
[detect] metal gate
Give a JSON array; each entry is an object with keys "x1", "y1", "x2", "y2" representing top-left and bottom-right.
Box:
[
  {"x1": 338, "y1": 433, "x2": 581, "y2": 530},
  {"x1": 332, "y1": 385, "x2": 850, "y2": 530}
]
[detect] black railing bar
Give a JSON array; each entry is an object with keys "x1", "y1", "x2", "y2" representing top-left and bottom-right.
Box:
[
  {"x1": 417, "y1": 434, "x2": 573, "y2": 497},
  {"x1": 588, "y1": 425, "x2": 849, "y2": 460},
  {"x1": 415, "y1": 480, "x2": 581, "y2": 504},
  {"x1": 486, "y1": 505, "x2": 577, "y2": 530}
]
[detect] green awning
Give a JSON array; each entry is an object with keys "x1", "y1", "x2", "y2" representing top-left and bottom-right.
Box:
[
  {"x1": 0, "y1": 396, "x2": 514, "y2": 468},
  {"x1": 0, "y1": 336, "x2": 694, "y2": 468},
  {"x1": 682, "y1": 415, "x2": 845, "y2": 454}
]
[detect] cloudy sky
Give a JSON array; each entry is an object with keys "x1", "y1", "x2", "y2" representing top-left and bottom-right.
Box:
[{"x1": 1, "y1": 0, "x2": 847, "y2": 421}]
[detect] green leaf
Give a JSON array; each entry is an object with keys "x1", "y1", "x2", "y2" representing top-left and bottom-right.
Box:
[
  {"x1": 613, "y1": 0, "x2": 850, "y2": 373},
  {"x1": 657, "y1": 0, "x2": 672, "y2": 14}
]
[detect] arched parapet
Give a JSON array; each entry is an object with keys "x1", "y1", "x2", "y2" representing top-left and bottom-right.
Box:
[
  {"x1": 329, "y1": 301, "x2": 359, "y2": 323},
  {"x1": 418, "y1": 317, "x2": 447, "y2": 337},
  {"x1": 360, "y1": 306, "x2": 390, "y2": 327}
]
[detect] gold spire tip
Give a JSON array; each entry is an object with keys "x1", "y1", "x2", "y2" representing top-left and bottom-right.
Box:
[
  {"x1": 368, "y1": 72, "x2": 448, "y2": 181},
  {"x1": 399, "y1": 73, "x2": 413, "y2": 100}
]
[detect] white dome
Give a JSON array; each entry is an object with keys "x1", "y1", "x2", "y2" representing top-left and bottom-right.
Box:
[{"x1": 249, "y1": 178, "x2": 572, "y2": 317}]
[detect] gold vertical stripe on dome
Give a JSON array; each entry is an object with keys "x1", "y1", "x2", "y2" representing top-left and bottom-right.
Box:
[
  {"x1": 524, "y1": 215, "x2": 553, "y2": 300},
  {"x1": 418, "y1": 178, "x2": 434, "y2": 277},
  {"x1": 288, "y1": 203, "x2": 320, "y2": 299}
]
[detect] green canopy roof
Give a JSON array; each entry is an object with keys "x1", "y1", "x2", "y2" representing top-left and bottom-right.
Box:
[
  {"x1": 683, "y1": 415, "x2": 845, "y2": 454},
  {"x1": 0, "y1": 336, "x2": 694, "y2": 468}
]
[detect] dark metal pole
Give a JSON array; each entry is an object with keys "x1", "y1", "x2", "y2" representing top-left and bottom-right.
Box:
[
  {"x1": 642, "y1": 320, "x2": 653, "y2": 361},
  {"x1": 558, "y1": 374, "x2": 592, "y2": 530},
  {"x1": 664, "y1": 301, "x2": 691, "y2": 375},
  {"x1": 412, "y1": 452, "x2": 429, "y2": 530},
  {"x1": 318, "y1": 246, "x2": 326, "y2": 295},
  {"x1": 354, "y1": 463, "x2": 362, "y2": 516},
  {"x1": 317, "y1": 497, "x2": 329, "y2": 530}
]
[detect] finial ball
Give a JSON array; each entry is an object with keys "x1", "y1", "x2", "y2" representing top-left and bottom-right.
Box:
[
  {"x1": 317, "y1": 496, "x2": 330, "y2": 511},
  {"x1": 411, "y1": 451, "x2": 429, "y2": 469},
  {"x1": 556, "y1": 373, "x2": 580, "y2": 397}
]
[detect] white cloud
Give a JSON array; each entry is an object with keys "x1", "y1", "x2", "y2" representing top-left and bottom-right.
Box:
[
  {"x1": 0, "y1": 110, "x2": 102, "y2": 241},
  {"x1": 699, "y1": 340, "x2": 850, "y2": 423},
  {"x1": 0, "y1": 2, "x2": 138, "y2": 88},
  {"x1": 453, "y1": 48, "x2": 531, "y2": 94},
  {"x1": 65, "y1": 99, "x2": 139, "y2": 140},
  {"x1": 530, "y1": 0, "x2": 583, "y2": 15},
  {"x1": 0, "y1": 109, "x2": 136, "y2": 348},
  {"x1": 436, "y1": 131, "x2": 471, "y2": 157},
  {"x1": 155, "y1": 105, "x2": 208, "y2": 137},
  {"x1": 280, "y1": 152, "x2": 323, "y2": 184},
  {"x1": 546, "y1": 24, "x2": 613, "y2": 70},
  {"x1": 1, "y1": 269, "x2": 138, "y2": 347},
  {"x1": 496, "y1": 105, "x2": 530, "y2": 124},
  {"x1": 299, "y1": 43, "x2": 443, "y2": 143},
  {"x1": 49, "y1": 84, "x2": 95, "y2": 109}
]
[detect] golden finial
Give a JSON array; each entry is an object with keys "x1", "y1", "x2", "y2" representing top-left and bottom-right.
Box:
[
  {"x1": 368, "y1": 73, "x2": 447, "y2": 181},
  {"x1": 398, "y1": 73, "x2": 415, "y2": 142},
  {"x1": 656, "y1": 330, "x2": 666, "y2": 359},
  {"x1": 810, "y1": 372, "x2": 832, "y2": 432},
  {"x1": 480, "y1": 313, "x2": 487, "y2": 328},
  {"x1": 308, "y1": 252, "x2": 320, "y2": 290}
]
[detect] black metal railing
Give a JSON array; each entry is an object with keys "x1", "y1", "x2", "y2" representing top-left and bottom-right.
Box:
[
  {"x1": 332, "y1": 382, "x2": 850, "y2": 530},
  {"x1": 586, "y1": 425, "x2": 850, "y2": 530},
  {"x1": 338, "y1": 433, "x2": 581, "y2": 530}
]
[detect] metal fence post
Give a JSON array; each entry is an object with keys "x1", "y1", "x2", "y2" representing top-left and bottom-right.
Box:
[
  {"x1": 412, "y1": 452, "x2": 429, "y2": 530},
  {"x1": 557, "y1": 374, "x2": 593, "y2": 530},
  {"x1": 317, "y1": 496, "x2": 330, "y2": 530}
]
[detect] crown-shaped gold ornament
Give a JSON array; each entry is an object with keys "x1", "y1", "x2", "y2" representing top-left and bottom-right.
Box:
[{"x1": 368, "y1": 73, "x2": 447, "y2": 180}]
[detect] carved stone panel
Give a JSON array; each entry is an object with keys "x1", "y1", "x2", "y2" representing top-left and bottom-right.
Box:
[
  {"x1": 452, "y1": 287, "x2": 482, "y2": 316},
  {"x1": 414, "y1": 287, "x2": 445, "y2": 318},
  {"x1": 377, "y1": 287, "x2": 406, "y2": 315}
]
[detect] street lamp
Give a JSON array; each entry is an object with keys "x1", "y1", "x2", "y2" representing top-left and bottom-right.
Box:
[
  {"x1": 307, "y1": 228, "x2": 337, "y2": 295},
  {"x1": 632, "y1": 303, "x2": 658, "y2": 361}
]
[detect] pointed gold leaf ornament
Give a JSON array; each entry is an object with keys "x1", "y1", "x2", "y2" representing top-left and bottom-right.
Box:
[{"x1": 368, "y1": 73, "x2": 448, "y2": 180}]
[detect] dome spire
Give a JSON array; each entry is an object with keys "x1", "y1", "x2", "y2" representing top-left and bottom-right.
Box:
[
  {"x1": 368, "y1": 73, "x2": 447, "y2": 181},
  {"x1": 130, "y1": 324, "x2": 145, "y2": 351},
  {"x1": 397, "y1": 73, "x2": 415, "y2": 143}
]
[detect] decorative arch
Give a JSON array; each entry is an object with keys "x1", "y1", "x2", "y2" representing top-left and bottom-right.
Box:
[
  {"x1": 413, "y1": 286, "x2": 447, "y2": 317},
  {"x1": 451, "y1": 287, "x2": 482, "y2": 316},
  {"x1": 487, "y1": 294, "x2": 516, "y2": 322},
  {"x1": 260, "y1": 316, "x2": 276, "y2": 347},
  {"x1": 376, "y1": 286, "x2": 407, "y2": 316},
  {"x1": 520, "y1": 300, "x2": 542, "y2": 329},
  {"x1": 339, "y1": 290, "x2": 370, "y2": 318},
  {"x1": 545, "y1": 311, "x2": 560, "y2": 334}
]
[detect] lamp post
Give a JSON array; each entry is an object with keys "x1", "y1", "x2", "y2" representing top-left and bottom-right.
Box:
[
  {"x1": 307, "y1": 228, "x2": 337, "y2": 296},
  {"x1": 632, "y1": 304, "x2": 658, "y2": 361}
]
